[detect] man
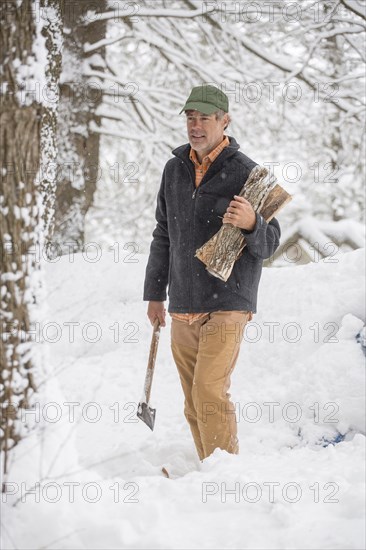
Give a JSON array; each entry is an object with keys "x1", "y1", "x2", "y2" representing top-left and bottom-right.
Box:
[{"x1": 143, "y1": 84, "x2": 281, "y2": 461}]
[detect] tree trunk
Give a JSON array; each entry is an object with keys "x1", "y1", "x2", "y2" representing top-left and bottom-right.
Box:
[
  {"x1": 52, "y1": 0, "x2": 107, "y2": 251},
  {"x1": 0, "y1": 0, "x2": 63, "y2": 486}
]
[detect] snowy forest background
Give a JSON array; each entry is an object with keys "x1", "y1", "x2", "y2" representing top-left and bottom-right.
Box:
[{"x1": 1, "y1": 0, "x2": 365, "y2": 549}]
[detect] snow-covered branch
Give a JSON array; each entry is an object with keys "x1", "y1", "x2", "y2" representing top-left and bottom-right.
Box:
[{"x1": 81, "y1": 5, "x2": 215, "y2": 25}]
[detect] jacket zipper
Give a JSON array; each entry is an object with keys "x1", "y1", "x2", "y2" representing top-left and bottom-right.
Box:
[
  {"x1": 181, "y1": 157, "x2": 227, "y2": 309},
  {"x1": 181, "y1": 161, "x2": 197, "y2": 311}
]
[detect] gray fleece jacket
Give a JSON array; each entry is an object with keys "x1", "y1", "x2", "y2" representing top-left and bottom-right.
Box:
[{"x1": 143, "y1": 136, "x2": 281, "y2": 313}]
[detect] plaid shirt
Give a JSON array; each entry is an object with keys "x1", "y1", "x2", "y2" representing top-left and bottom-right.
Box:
[{"x1": 170, "y1": 136, "x2": 230, "y2": 325}]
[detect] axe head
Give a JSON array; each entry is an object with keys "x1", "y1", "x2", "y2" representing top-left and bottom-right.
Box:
[{"x1": 137, "y1": 401, "x2": 156, "y2": 431}]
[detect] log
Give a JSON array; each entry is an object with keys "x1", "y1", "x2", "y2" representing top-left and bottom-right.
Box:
[{"x1": 195, "y1": 166, "x2": 292, "y2": 281}]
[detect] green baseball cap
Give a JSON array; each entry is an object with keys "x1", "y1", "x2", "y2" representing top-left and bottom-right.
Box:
[{"x1": 179, "y1": 84, "x2": 229, "y2": 115}]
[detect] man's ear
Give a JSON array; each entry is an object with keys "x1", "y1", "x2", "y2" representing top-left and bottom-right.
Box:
[{"x1": 223, "y1": 113, "x2": 229, "y2": 130}]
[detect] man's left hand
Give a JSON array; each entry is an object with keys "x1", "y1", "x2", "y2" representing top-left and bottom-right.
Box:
[{"x1": 223, "y1": 195, "x2": 256, "y2": 231}]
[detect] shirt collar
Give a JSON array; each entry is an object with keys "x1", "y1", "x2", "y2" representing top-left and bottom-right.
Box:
[{"x1": 189, "y1": 135, "x2": 230, "y2": 166}]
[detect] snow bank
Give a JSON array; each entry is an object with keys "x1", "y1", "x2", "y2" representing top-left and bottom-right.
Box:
[{"x1": 2, "y1": 248, "x2": 365, "y2": 550}]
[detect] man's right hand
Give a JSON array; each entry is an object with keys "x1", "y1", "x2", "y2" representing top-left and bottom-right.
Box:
[{"x1": 147, "y1": 301, "x2": 166, "y2": 327}]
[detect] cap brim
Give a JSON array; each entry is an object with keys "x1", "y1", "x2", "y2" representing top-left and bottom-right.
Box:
[{"x1": 179, "y1": 102, "x2": 219, "y2": 115}]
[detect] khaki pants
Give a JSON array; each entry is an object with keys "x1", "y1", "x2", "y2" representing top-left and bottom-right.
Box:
[{"x1": 171, "y1": 310, "x2": 253, "y2": 460}]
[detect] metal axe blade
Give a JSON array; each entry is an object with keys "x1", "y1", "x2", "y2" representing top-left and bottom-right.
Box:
[
  {"x1": 137, "y1": 402, "x2": 156, "y2": 431},
  {"x1": 137, "y1": 318, "x2": 160, "y2": 431}
]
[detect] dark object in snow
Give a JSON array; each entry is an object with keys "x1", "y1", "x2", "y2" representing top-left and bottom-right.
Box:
[
  {"x1": 356, "y1": 325, "x2": 366, "y2": 357},
  {"x1": 137, "y1": 318, "x2": 160, "y2": 431},
  {"x1": 320, "y1": 432, "x2": 346, "y2": 447}
]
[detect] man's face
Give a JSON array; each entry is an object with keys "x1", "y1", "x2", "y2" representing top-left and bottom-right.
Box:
[{"x1": 186, "y1": 110, "x2": 228, "y2": 160}]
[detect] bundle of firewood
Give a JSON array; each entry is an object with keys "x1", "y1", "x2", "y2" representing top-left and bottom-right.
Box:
[{"x1": 195, "y1": 165, "x2": 292, "y2": 281}]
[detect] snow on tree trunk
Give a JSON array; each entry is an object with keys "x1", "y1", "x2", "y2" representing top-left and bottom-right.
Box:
[
  {"x1": 52, "y1": 0, "x2": 107, "y2": 252},
  {"x1": 0, "y1": 0, "x2": 63, "y2": 486}
]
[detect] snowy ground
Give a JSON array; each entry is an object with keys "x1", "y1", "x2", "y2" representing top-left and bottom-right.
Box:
[{"x1": 2, "y1": 247, "x2": 365, "y2": 550}]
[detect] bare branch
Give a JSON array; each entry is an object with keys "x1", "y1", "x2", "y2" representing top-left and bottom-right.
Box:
[{"x1": 339, "y1": 0, "x2": 366, "y2": 21}]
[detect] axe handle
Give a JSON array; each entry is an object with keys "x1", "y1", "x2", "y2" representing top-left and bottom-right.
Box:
[{"x1": 143, "y1": 318, "x2": 161, "y2": 404}]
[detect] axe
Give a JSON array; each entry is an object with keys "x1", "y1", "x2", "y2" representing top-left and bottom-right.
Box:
[{"x1": 137, "y1": 318, "x2": 161, "y2": 430}]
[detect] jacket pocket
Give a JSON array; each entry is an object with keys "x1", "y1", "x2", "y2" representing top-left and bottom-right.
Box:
[{"x1": 229, "y1": 260, "x2": 254, "y2": 295}]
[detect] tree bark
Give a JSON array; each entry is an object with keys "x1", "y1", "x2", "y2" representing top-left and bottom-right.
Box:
[
  {"x1": 52, "y1": 0, "x2": 107, "y2": 251},
  {"x1": 195, "y1": 167, "x2": 292, "y2": 281},
  {"x1": 0, "y1": 0, "x2": 63, "y2": 486}
]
